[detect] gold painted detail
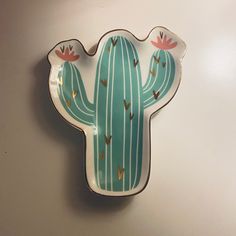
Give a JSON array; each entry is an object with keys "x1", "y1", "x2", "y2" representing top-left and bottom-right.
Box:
[
  {"x1": 153, "y1": 90, "x2": 160, "y2": 100},
  {"x1": 57, "y1": 78, "x2": 63, "y2": 86},
  {"x1": 111, "y1": 37, "x2": 118, "y2": 46},
  {"x1": 100, "y1": 79, "x2": 107, "y2": 87},
  {"x1": 99, "y1": 152, "x2": 105, "y2": 160},
  {"x1": 150, "y1": 69, "x2": 156, "y2": 77},
  {"x1": 60, "y1": 46, "x2": 65, "y2": 53},
  {"x1": 117, "y1": 166, "x2": 125, "y2": 181},
  {"x1": 66, "y1": 99, "x2": 71, "y2": 107},
  {"x1": 130, "y1": 112, "x2": 134, "y2": 120},
  {"x1": 153, "y1": 55, "x2": 160, "y2": 64},
  {"x1": 160, "y1": 31, "x2": 164, "y2": 39},
  {"x1": 104, "y1": 135, "x2": 112, "y2": 145},
  {"x1": 123, "y1": 99, "x2": 131, "y2": 110},
  {"x1": 133, "y1": 59, "x2": 139, "y2": 67},
  {"x1": 71, "y1": 90, "x2": 78, "y2": 99}
]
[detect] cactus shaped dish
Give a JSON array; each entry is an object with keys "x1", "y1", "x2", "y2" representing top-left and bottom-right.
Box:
[{"x1": 48, "y1": 27, "x2": 186, "y2": 196}]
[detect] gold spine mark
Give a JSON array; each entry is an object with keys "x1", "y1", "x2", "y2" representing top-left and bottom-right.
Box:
[
  {"x1": 104, "y1": 135, "x2": 112, "y2": 145},
  {"x1": 111, "y1": 37, "x2": 118, "y2": 46},
  {"x1": 153, "y1": 55, "x2": 160, "y2": 64},
  {"x1": 71, "y1": 90, "x2": 78, "y2": 99},
  {"x1": 133, "y1": 59, "x2": 139, "y2": 67},
  {"x1": 150, "y1": 69, "x2": 156, "y2": 77},
  {"x1": 117, "y1": 166, "x2": 125, "y2": 181},
  {"x1": 66, "y1": 99, "x2": 71, "y2": 107},
  {"x1": 58, "y1": 78, "x2": 63, "y2": 86},
  {"x1": 100, "y1": 80, "x2": 107, "y2": 87},
  {"x1": 153, "y1": 90, "x2": 160, "y2": 100},
  {"x1": 130, "y1": 112, "x2": 134, "y2": 120},
  {"x1": 123, "y1": 99, "x2": 131, "y2": 110}
]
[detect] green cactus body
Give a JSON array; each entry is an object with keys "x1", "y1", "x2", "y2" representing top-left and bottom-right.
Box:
[
  {"x1": 56, "y1": 35, "x2": 176, "y2": 192},
  {"x1": 94, "y1": 37, "x2": 144, "y2": 191}
]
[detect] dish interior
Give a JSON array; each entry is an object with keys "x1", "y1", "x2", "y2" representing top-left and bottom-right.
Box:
[{"x1": 48, "y1": 28, "x2": 185, "y2": 196}]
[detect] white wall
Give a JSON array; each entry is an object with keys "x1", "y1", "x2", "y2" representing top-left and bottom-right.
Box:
[{"x1": 1, "y1": 0, "x2": 236, "y2": 235}]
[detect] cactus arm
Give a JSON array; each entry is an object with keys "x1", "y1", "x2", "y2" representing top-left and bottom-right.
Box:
[
  {"x1": 57, "y1": 61, "x2": 95, "y2": 126},
  {"x1": 142, "y1": 50, "x2": 160, "y2": 91},
  {"x1": 71, "y1": 63, "x2": 95, "y2": 113},
  {"x1": 142, "y1": 50, "x2": 176, "y2": 109}
]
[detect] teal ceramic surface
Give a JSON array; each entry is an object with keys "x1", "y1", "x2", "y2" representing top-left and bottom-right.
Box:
[{"x1": 48, "y1": 27, "x2": 186, "y2": 196}]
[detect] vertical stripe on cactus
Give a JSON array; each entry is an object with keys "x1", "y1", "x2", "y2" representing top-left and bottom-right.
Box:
[{"x1": 56, "y1": 35, "x2": 176, "y2": 192}]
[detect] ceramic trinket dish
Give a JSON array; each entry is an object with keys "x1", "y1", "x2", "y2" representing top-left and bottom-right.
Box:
[{"x1": 48, "y1": 27, "x2": 186, "y2": 196}]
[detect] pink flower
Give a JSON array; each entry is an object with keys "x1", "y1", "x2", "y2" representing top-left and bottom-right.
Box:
[
  {"x1": 55, "y1": 45, "x2": 80, "y2": 61},
  {"x1": 151, "y1": 34, "x2": 177, "y2": 50}
]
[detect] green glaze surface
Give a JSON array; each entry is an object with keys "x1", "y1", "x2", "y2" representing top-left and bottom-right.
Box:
[{"x1": 53, "y1": 33, "x2": 178, "y2": 193}]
